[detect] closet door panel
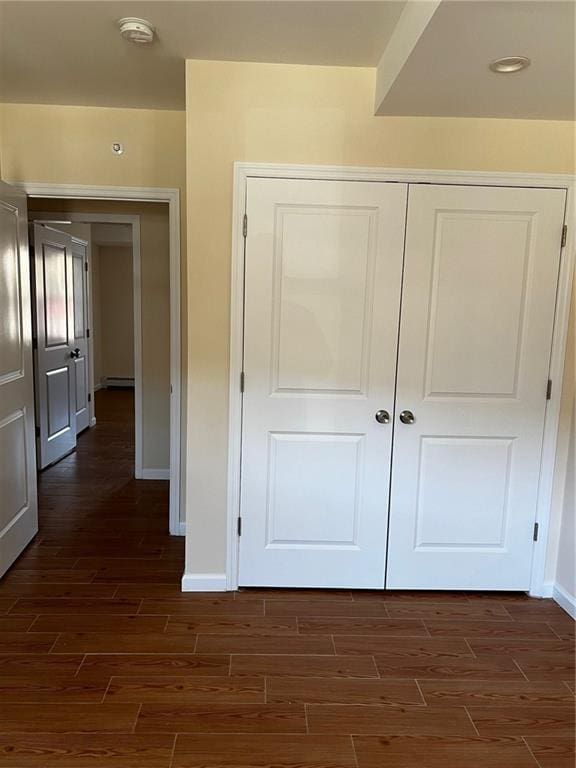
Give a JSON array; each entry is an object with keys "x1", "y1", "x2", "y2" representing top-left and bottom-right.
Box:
[
  {"x1": 239, "y1": 178, "x2": 407, "y2": 588},
  {"x1": 387, "y1": 184, "x2": 566, "y2": 590}
]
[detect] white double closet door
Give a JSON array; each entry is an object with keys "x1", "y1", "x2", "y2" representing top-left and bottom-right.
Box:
[{"x1": 239, "y1": 177, "x2": 565, "y2": 590}]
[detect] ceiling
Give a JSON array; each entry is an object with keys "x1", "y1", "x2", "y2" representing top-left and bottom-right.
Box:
[
  {"x1": 0, "y1": 1, "x2": 573, "y2": 120},
  {"x1": 0, "y1": 1, "x2": 405, "y2": 110},
  {"x1": 377, "y1": 1, "x2": 575, "y2": 120}
]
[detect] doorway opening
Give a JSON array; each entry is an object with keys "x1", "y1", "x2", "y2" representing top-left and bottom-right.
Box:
[{"x1": 25, "y1": 191, "x2": 182, "y2": 540}]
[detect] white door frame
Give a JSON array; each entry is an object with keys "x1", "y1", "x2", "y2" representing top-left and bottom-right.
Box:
[
  {"x1": 227, "y1": 162, "x2": 575, "y2": 595},
  {"x1": 16, "y1": 183, "x2": 182, "y2": 537}
]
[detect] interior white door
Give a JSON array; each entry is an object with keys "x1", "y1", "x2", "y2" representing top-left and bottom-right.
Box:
[
  {"x1": 72, "y1": 238, "x2": 90, "y2": 433},
  {"x1": 0, "y1": 182, "x2": 38, "y2": 577},
  {"x1": 387, "y1": 184, "x2": 566, "y2": 590},
  {"x1": 32, "y1": 223, "x2": 77, "y2": 469},
  {"x1": 239, "y1": 178, "x2": 407, "y2": 588}
]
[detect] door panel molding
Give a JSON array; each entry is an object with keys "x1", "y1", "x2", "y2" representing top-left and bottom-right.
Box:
[{"x1": 225, "y1": 163, "x2": 574, "y2": 595}]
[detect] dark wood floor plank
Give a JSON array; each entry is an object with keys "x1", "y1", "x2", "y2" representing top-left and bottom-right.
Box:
[
  {"x1": 139, "y1": 598, "x2": 264, "y2": 616},
  {"x1": 0, "y1": 676, "x2": 107, "y2": 703},
  {"x1": 231, "y1": 654, "x2": 379, "y2": 678},
  {"x1": 333, "y1": 636, "x2": 474, "y2": 657},
  {"x1": 51, "y1": 632, "x2": 199, "y2": 653},
  {"x1": 166, "y1": 616, "x2": 298, "y2": 635},
  {"x1": 0, "y1": 653, "x2": 84, "y2": 677},
  {"x1": 266, "y1": 600, "x2": 390, "y2": 617},
  {"x1": 77, "y1": 654, "x2": 230, "y2": 680},
  {"x1": 0, "y1": 702, "x2": 140, "y2": 732},
  {"x1": 136, "y1": 702, "x2": 307, "y2": 733},
  {"x1": 425, "y1": 620, "x2": 559, "y2": 638},
  {"x1": 0, "y1": 632, "x2": 58, "y2": 653},
  {"x1": 10, "y1": 598, "x2": 142, "y2": 614},
  {"x1": 353, "y1": 735, "x2": 540, "y2": 767},
  {"x1": 106, "y1": 675, "x2": 264, "y2": 703},
  {"x1": 386, "y1": 603, "x2": 511, "y2": 620},
  {"x1": 1, "y1": 569, "x2": 97, "y2": 584},
  {"x1": 514, "y1": 653, "x2": 575, "y2": 681},
  {"x1": 0, "y1": 616, "x2": 36, "y2": 632},
  {"x1": 238, "y1": 588, "x2": 354, "y2": 601},
  {"x1": 0, "y1": 583, "x2": 117, "y2": 598},
  {"x1": 374, "y1": 654, "x2": 525, "y2": 680},
  {"x1": 31, "y1": 614, "x2": 168, "y2": 634},
  {"x1": 307, "y1": 704, "x2": 476, "y2": 735},
  {"x1": 0, "y1": 734, "x2": 175, "y2": 766},
  {"x1": 418, "y1": 680, "x2": 575, "y2": 707},
  {"x1": 267, "y1": 676, "x2": 424, "y2": 706},
  {"x1": 468, "y1": 638, "x2": 574, "y2": 657},
  {"x1": 468, "y1": 705, "x2": 575, "y2": 735},
  {"x1": 172, "y1": 734, "x2": 356, "y2": 768},
  {"x1": 298, "y1": 618, "x2": 428, "y2": 636},
  {"x1": 195, "y1": 634, "x2": 335, "y2": 654}
]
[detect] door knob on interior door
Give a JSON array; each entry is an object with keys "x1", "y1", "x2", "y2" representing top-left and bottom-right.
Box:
[
  {"x1": 375, "y1": 410, "x2": 390, "y2": 424},
  {"x1": 399, "y1": 410, "x2": 415, "y2": 424},
  {"x1": 70, "y1": 348, "x2": 81, "y2": 359}
]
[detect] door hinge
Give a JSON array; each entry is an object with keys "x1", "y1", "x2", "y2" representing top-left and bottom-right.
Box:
[
  {"x1": 533, "y1": 522, "x2": 539, "y2": 542},
  {"x1": 237, "y1": 517, "x2": 242, "y2": 536},
  {"x1": 84, "y1": 261, "x2": 89, "y2": 272},
  {"x1": 35, "y1": 426, "x2": 40, "y2": 438},
  {"x1": 86, "y1": 328, "x2": 90, "y2": 338},
  {"x1": 240, "y1": 371, "x2": 245, "y2": 393},
  {"x1": 32, "y1": 337, "x2": 37, "y2": 350},
  {"x1": 88, "y1": 393, "x2": 91, "y2": 403},
  {"x1": 546, "y1": 379, "x2": 552, "y2": 400},
  {"x1": 561, "y1": 224, "x2": 567, "y2": 248},
  {"x1": 243, "y1": 213, "x2": 248, "y2": 238}
]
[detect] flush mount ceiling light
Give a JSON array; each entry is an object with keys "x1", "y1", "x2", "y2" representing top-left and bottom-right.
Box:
[
  {"x1": 118, "y1": 17, "x2": 155, "y2": 44},
  {"x1": 489, "y1": 56, "x2": 531, "y2": 73}
]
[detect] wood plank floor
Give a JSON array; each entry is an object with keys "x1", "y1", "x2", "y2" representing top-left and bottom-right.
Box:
[{"x1": 0, "y1": 389, "x2": 573, "y2": 767}]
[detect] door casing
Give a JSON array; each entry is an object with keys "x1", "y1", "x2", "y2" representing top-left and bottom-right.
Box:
[
  {"x1": 14, "y1": 184, "x2": 182, "y2": 537},
  {"x1": 224, "y1": 163, "x2": 575, "y2": 597}
]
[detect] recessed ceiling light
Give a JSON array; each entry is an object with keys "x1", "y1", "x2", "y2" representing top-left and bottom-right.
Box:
[
  {"x1": 118, "y1": 17, "x2": 155, "y2": 44},
  {"x1": 489, "y1": 56, "x2": 531, "y2": 73}
]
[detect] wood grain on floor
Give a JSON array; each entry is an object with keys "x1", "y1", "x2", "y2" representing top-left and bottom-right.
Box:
[{"x1": 0, "y1": 389, "x2": 573, "y2": 767}]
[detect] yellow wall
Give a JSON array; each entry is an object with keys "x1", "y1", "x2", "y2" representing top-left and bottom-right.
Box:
[
  {"x1": 0, "y1": 103, "x2": 185, "y2": 189},
  {"x1": 185, "y1": 59, "x2": 575, "y2": 576}
]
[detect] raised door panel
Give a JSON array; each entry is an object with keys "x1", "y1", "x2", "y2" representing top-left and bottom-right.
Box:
[{"x1": 272, "y1": 207, "x2": 376, "y2": 395}]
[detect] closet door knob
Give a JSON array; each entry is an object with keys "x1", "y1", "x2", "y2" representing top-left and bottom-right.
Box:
[
  {"x1": 375, "y1": 410, "x2": 390, "y2": 424},
  {"x1": 399, "y1": 410, "x2": 415, "y2": 424}
]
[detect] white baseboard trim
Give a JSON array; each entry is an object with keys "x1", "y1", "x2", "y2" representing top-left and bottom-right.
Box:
[
  {"x1": 104, "y1": 377, "x2": 135, "y2": 388},
  {"x1": 93, "y1": 383, "x2": 103, "y2": 392},
  {"x1": 178, "y1": 521, "x2": 186, "y2": 536},
  {"x1": 538, "y1": 581, "x2": 555, "y2": 598},
  {"x1": 141, "y1": 468, "x2": 170, "y2": 480},
  {"x1": 89, "y1": 417, "x2": 97, "y2": 428},
  {"x1": 181, "y1": 572, "x2": 227, "y2": 592},
  {"x1": 553, "y1": 582, "x2": 576, "y2": 619}
]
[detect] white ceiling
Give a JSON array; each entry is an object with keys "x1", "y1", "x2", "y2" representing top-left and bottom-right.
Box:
[
  {"x1": 377, "y1": 1, "x2": 575, "y2": 120},
  {"x1": 0, "y1": 1, "x2": 405, "y2": 110},
  {"x1": 0, "y1": 1, "x2": 573, "y2": 120}
]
